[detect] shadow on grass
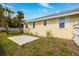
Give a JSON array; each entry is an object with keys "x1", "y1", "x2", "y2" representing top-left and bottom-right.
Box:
[
  {"x1": 20, "y1": 37, "x2": 79, "y2": 56},
  {"x1": 0, "y1": 43, "x2": 6, "y2": 56}
]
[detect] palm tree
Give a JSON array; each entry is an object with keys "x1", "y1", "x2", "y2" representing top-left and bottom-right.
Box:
[
  {"x1": 4, "y1": 7, "x2": 14, "y2": 34},
  {"x1": 0, "y1": 4, "x2": 14, "y2": 34},
  {"x1": 0, "y1": 5, "x2": 5, "y2": 27},
  {"x1": 17, "y1": 11, "x2": 24, "y2": 33},
  {"x1": 11, "y1": 17, "x2": 19, "y2": 28}
]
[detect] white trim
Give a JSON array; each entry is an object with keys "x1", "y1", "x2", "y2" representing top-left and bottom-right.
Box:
[
  {"x1": 56, "y1": 17, "x2": 65, "y2": 29},
  {"x1": 56, "y1": 18, "x2": 59, "y2": 29},
  {"x1": 43, "y1": 20, "x2": 47, "y2": 26},
  {"x1": 56, "y1": 16, "x2": 70, "y2": 29},
  {"x1": 27, "y1": 11, "x2": 79, "y2": 22},
  {"x1": 65, "y1": 16, "x2": 70, "y2": 28},
  {"x1": 76, "y1": 17, "x2": 79, "y2": 24}
]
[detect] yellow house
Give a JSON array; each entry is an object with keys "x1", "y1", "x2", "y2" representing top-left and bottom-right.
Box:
[{"x1": 23, "y1": 8, "x2": 79, "y2": 40}]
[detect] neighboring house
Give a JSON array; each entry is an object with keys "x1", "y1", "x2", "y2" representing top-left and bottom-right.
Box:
[{"x1": 23, "y1": 8, "x2": 79, "y2": 40}]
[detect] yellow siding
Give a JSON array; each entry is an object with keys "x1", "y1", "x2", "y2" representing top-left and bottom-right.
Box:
[{"x1": 24, "y1": 14, "x2": 79, "y2": 39}]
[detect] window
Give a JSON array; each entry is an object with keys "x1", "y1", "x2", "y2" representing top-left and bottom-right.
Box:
[
  {"x1": 44, "y1": 20, "x2": 47, "y2": 26},
  {"x1": 59, "y1": 18, "x2": 65, "y2": 28},
  {"x1": 33, "y1": 22, "x2": 35, "y2": 28}
]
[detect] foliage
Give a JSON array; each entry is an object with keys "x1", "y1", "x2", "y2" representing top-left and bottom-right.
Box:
[
  {"x1": 16, "y1": 11, "x2": 24, "y2": 33},
  {"x1": 0, "y1": 4, "x2": 14, "y2": 34},
  {"x1": 0, "y1": 4, "x2": 25, "y2": 34},
  {"x1": 0, "y1": 32, "x2": 79, "y2": 55},
  {"x1": 10, "y1": 17, "x2": 19, "y2": 28},
  {"x1": 46, "y1": 31, "x2": 53, "y2": 39}
]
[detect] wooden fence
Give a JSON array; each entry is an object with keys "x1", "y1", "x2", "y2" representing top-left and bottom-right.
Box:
[{"x1": 73, "y1": 23, "x2": 79, "y2": 46}]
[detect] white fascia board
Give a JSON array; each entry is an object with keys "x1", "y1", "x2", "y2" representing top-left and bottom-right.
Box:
[{"x1": 32, "y1": 11, "x2": 79, "y2": 22}]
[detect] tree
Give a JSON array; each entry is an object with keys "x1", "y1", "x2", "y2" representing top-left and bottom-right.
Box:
[
  {"x1": 4, "y1": 7, "x2": 14, "y2": 34},
  {"x1": 0, "y1": 4, "x2": 25, "y2": 34},
  {"x1": 17, "y1": 11, "x2": 24, "y2": 33},
  {"x1": 0, "y1": 4, "x2": 14, "y2": 34},
  {"x1": 0, "y1": 5, "x2": 5, "y2": 27},
  {"x1": 11, "y1": 17, "x2": 19, "y2": 28}
]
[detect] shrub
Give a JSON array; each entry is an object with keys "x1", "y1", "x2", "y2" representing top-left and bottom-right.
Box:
[
  {"x1": 35, "y1": 32, "x2": 38, "y2": 36},
  {"x1": 25, "y1": 28, "x2": 30, "y2": 35},
  {"x1": 46, "y1": 31, "x2": 53, "y2": 39},
  {"x1": 30, "y1": 33, "x2": 33, "y2": 36}
]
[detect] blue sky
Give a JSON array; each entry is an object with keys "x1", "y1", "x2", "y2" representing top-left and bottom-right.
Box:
[{"x1": 1, "y1": 3, "x2": 79, "y2": 21}]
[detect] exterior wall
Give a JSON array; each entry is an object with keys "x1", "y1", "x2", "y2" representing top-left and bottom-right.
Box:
[{"x1": 24, "y1": 14, "x2": 79, "y2": 39}]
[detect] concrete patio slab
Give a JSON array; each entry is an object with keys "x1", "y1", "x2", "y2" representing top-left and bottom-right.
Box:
[{"x1": 8, "y1": 35, "x2": 38, "y2": 46}]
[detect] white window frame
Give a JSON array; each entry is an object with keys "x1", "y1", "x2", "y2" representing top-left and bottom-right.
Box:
[
  {"x1": 59, "y1": 17, "x2": 65, "y2": 28},
  {"x1": 33, "y1": 22, "x2": 35, "y2": 28},
  {"x1": 44, "y1": 20, "x2": 47, "y2": 26}
]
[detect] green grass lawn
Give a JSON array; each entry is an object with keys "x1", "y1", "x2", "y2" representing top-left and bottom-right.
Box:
[{"x1": 0, "y1": 32, "x2": 79, "y2": 56}]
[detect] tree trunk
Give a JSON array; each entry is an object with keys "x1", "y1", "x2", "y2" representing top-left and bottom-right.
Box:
[
  {"x1": 19, "y1": 21, "x2": 23, "y2": 33},
  {"x1": 5, "y1": 23, "x2": 9, "y2": 34},
  {"x1": 6, "y1": 26, "x2": 8, "y2": 34},
  {"x1": 21, "y1": 24, "x2": 23, "y2": 33},
  {"x1": 19, "y1": 25, "x2": 23, "y2": 33}
]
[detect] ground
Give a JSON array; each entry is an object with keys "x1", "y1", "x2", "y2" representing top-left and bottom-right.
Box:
[
  {"x1": 8, "y1": 35, "x2": 38, "y2": 45},
  {"x1": 0, "y1": 32, "x2": 79, "y2": 56}
]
